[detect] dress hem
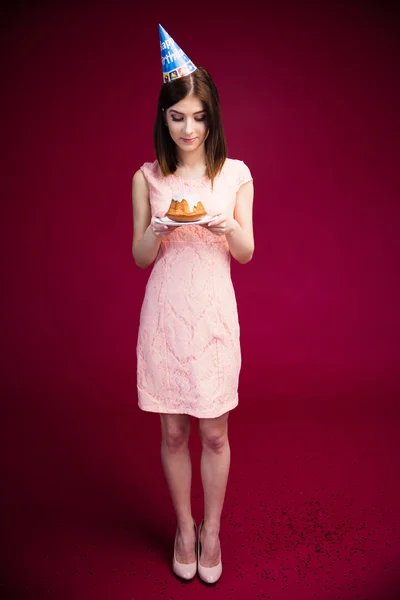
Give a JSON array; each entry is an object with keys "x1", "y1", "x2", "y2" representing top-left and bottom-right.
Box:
[{"x1": 137, "y1": 390, "x2": 239, "y2": 419}]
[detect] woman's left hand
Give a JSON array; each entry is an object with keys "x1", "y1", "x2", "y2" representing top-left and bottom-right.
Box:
[{"x1": 202, "y1": 214, "x2": 238, "y2": 236}]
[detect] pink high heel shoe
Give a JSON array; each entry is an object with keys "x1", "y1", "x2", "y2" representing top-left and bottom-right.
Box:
[
  {"x1": 197, "y1": 519, "x2": 222, "y2": 584},
  {"x1": 172, "y1": 520, "x2": 197, "y2": 580}
]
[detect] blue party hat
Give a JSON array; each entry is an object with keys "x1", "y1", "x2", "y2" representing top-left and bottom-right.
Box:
[{"x1": 159, "y1": 24, "x2": 197, "y2": 84}]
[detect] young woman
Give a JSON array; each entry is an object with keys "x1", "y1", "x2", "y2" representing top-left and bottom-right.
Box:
[{"x1": 131, "y1": 26, "x2": 254, "y2": 584}]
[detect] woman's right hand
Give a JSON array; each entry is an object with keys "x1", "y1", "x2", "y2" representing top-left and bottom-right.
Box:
[{"x1": 150, "y1": 215, "x2": 179, "y2": 238}]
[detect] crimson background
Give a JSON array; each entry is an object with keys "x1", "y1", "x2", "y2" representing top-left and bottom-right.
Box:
[
  {"x1": 1, "y1": 1, "x2": 399, "y2": 599},
  {"x1": 1, "y1": 1, "x2": 399, "y2": 400}
]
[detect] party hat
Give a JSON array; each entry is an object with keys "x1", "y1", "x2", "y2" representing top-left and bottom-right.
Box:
[{"x1": 159, "y1": 24, "x2": 197, "y2": 84}]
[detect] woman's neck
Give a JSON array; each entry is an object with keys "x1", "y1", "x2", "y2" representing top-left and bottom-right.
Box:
[{"x1": 176, "y1": 147, "x2": 207, "y2": 178}]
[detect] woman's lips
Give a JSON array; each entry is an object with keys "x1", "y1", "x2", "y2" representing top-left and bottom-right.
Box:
[{"x1": 181, "y1": 137, "x2": 197, "y2": 143}]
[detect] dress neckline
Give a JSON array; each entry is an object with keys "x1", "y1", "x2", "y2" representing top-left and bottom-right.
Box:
[
  {"x1": 171, "y1": 172, "x2": 208, "y2": 182},
  {"x1": 155, "y1": 159, "x2": 228, "y2": 183}
]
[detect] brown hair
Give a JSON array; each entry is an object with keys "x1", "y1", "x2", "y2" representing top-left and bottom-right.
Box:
[{"x1": 153, "y1": 67, "x2": 227, "y2": 187}]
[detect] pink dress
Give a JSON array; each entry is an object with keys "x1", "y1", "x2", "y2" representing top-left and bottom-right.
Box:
[{"x1": 136, "y1": 158, "x2": 252, "y2": 418}]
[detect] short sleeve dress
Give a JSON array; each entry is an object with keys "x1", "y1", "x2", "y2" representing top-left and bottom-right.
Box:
[{"x1": 136, "y1": 158, "x2": 253, "y2": 418}]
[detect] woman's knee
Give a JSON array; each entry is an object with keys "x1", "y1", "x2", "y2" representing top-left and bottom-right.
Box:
[
  {"x1": 198, "y1": 413, "x2": 229, "y2": 453},
  {"x1": 160, "y1": 414, "x2": 191, "y2": 451}
]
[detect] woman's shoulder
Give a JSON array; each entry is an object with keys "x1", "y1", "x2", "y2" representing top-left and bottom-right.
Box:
[
  {"x1": 139, "y1": 159, "x2": 161, "y2": 177},
  {"x1": 223, "y1": 158, "x2": 253, "y2": 185},
  {"x1": 224, "y1": 157, "x2": 251, "y2": 172},
  {"x1": 225, "y1": 157, "x2": 246, "y2": 167}
]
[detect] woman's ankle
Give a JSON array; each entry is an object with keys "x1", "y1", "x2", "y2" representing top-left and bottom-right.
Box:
[
  {"x1": 202, "y1": 519, "x2": 220, "y2": 535},
  {"x1": 177, "y1": 517, "x2": 195, "y2": 532}
]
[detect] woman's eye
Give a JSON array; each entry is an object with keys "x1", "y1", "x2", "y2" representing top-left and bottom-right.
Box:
[{"x1": 170, "y1": 115, "x2": 206, "y2": 122}]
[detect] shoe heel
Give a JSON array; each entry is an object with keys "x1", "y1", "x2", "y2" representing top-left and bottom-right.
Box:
[
  {"x1": 172, "y1": 519, "x2": 197, "y2": 580},
  {"x1": 197, "y1": 519, "x2": 222, "y2": 584}
]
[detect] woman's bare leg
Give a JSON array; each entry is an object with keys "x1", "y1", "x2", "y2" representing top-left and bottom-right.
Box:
[
  {"x1": 160, "y1": 413, "x2": 195, "y2": 563},
  {"x1": 198, "y1": 411, "x2": 230, "y2": 567}
]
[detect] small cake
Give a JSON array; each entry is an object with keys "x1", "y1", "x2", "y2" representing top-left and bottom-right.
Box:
[{"x1": 166, "y1": 193, "x2": 207, "y2": 222}]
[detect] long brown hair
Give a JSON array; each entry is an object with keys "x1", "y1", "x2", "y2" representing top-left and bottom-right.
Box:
[{"x1": 153, "y1": 67, "x2": 227, "y2": 187}]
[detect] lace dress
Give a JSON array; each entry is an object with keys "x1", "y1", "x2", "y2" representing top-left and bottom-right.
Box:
[{"x1": 136, "y1": 158, "x2": 252, "y2": 418}]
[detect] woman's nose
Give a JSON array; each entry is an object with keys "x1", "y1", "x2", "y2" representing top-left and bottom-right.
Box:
[{"x1": 183, "y1": 118, "x2": 195, "y2": 136}]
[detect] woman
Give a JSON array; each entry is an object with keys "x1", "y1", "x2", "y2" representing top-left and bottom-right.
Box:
[{"x1": 131, "y1": 25, "x2": 254, "y2": 584}]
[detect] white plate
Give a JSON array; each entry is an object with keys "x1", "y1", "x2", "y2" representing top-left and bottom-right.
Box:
[{"x1": 154, "y1": 215, "x2": 218, "y2": 227}]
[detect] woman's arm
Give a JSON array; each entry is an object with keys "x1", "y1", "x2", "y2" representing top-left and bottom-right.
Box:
[
  {"x1": 206, "y1": 180, "x2": 254, "y2": 264},
  {"x1": 131, "y1": 170, "x2": 177, "y2": 269}
]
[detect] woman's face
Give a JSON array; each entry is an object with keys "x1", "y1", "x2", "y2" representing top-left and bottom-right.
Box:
[{"x1": 164, "y1": 95, "x2": 208, "y2": 153}]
